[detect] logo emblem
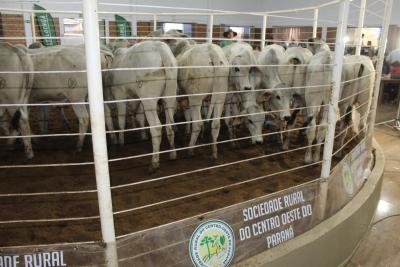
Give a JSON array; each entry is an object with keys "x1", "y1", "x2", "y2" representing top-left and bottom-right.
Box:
[
  {"x1": 342, "y1": 161, "x2": 354, "y2": 196},
  {"x1": 189, "y1": 220, "x2": 235, "y2": 267}
]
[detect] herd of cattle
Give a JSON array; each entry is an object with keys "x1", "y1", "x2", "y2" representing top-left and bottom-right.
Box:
[{"x1": 0, "y1": 30, "x2": 375, "y2": 171}]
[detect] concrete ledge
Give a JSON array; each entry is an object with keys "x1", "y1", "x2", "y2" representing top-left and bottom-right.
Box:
[{"x1": 235, "y1": 139, "x2": 385, "y2": 267}]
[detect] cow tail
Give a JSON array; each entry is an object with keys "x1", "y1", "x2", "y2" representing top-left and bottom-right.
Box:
[
  {"x1": 159, "y1": 43, "x2": 179, "y2": 99},
  {"x1": 11, "y1": 110, "x2": 21, "y2": 130},
  {"x1": 13, "y1": 45, "x2": 34, "y2": 130}
]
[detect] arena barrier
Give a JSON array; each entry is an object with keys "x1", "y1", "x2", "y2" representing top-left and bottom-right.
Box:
[{"x1": 0, "y1": 0, "x2": 393, "y2": 266}]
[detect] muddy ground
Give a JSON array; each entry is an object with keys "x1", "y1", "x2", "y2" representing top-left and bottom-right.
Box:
[{"x1": 0, "y1": 107, "x2": 356, "y2": 246}]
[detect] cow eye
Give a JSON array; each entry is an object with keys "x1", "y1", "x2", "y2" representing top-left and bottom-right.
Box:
[
  {"x1": 276, "y1": 95, "x2": 281, "y2": 100},
  {"x1": 234, "y1": 67, "x2": 240, "y2": 72},
  {"x1": 248, "y1": 119, "x2": 253, "y2": 124}
]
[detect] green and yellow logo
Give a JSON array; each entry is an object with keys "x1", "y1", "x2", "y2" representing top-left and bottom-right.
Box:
[
  {"x1": 342, "y1": 161, "x2": 354, "y2": 196},
  {"x1": 189, "y1": 220, "x2": 235, "y2": 267}
]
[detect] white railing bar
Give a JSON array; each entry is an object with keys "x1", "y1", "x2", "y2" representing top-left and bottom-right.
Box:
[
  {"x1": 0, "y1": 161, "x2": 94, "y2": 169},
  {"x1": 0, "y1": 215, "x2": 100, "y2": 224},
  {"x1": 113, "y1": 159, "x2": 322, "y2": 215},
  {"x1": 110, "y1": 142, "x2": 324, "y2": 190},
  {"x1": 108, "y1": 123, "x2": 328, "y2": 165}
]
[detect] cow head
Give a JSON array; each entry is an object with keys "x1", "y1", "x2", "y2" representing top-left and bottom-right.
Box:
[
  {"x1": 229, "y1": 50, "x2": 260, "y2": 92},
  {"x1": 233, "y1": 104, "x2": 265, "y2": 145},
  {"x1": 264, "y1": 85, "x2": 292, "y2": 123}
]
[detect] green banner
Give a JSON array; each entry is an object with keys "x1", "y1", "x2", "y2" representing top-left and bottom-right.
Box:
[
  {"x1": 33, "y1": 4, "x2": 58, "y2": 46},
  {"x1": 115, "y1": 15, "x2": 132, "y2": 37}
]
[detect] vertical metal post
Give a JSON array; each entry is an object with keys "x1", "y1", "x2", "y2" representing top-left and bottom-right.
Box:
[
  {"x1": 261, "y1": 15, "x2": 267, "y2": 49},
  {"x1": 322, "y1": 26, "x2": 328, "y2": 42},
  {"x1": 396, "y1": 98, "x2": 400, "y2": 129},
  {"x1": 208, "y1": 14, "x2": 214, "y2": 43},
  {"x1": 368, "y1": 0, "x2": 393, "y2": 135},
  {"x1": 318, "y1": 0, "x2": 350, "y2": 219},
  {"x1": 355, "y1": 0, "x2": 366, "y2": 55},
  {"x1": 31, "y1": 13, "x2": 37, "y2": 43},
  {"x1": 82, "y1": 0, "x2": 118, "y2": 266},
  {"x1": 153, "y1": 14, "x2": 157, "y2": 31},
  {"x1": 313, "y1": 9, "x2": 319, "y2": 38}
]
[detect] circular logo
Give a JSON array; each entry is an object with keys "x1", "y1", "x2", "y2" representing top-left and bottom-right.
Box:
[
  {"x1": 342, "y1": 161, "x2": 354, "y2": 196},
  {"x1": 189, "y1": 220, "x2": 235, "y2": 267}
]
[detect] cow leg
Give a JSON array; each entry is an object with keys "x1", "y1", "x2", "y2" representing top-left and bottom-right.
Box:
[
  {"x1": 142, "y1": 100, "x2": 162, "y2": 171},
  {"x1": 211, "y1": 102, "x2": 224, "y2": 160},
  {"x1": 183, "y1": 108, "x2": 192, "y2": 135},
  {"x1": 163, "y1": 98, "x2": 177, "y2": 160},
  {"x1": 282, "y1": 109, "x2": 299, "y2": 150},
  {"x1": 224, "y1": 101, "x2": 236, "y2": 148},
  {"x1": 19, "y1": 110, "x2": 34, "y2": 159},
  {"x1": 59, "y1": 107, "x2": 71, "y2": 131},
  {"x1": 104, "y1": 103, "x2": 118, "y2": 145},
  {"x1": 188, "y1": 99, "x2": 203, "y2": 157},
  {"x1": 18, "y1": 108, "x2": 34, "y2": 159},
  {"x1": 134, "y1": 102, "x2": 148, "y2": 141},
  {"x1": 305, "y1": 115, "x2": 316, "y2": 164},
  {"x1": 115, "y1": 101, "x2": 127, "y2": 145},
  {"x1": 71, "y1": 104, "x2": 89, "y2": 152},
  {"x1": 39, "y1": 106, "x2": 49, "y2": 134},
  {"x1": 313, "y1": 106, "x2": 328, "y2": 163},
  {"x1": 335, "y1": 105, "x2": 351, "y2": 158}
]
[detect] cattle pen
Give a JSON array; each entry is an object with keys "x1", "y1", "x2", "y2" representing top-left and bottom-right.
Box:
[{"x1": 0, "y1": 0, "x2": 394, "y2": 266}]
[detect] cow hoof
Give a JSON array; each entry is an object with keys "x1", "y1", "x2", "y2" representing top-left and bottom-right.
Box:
[
  {"x1": 305, "y1": 153, "x2": 313, "y2": 164},
  {"x1": 334, "y1": 151, "x2": 342, "y2": 159},
  {"x1": 282, "y1": 142, "x2": 289, "y2": 151},
  {"x1": 230, "y1": 142, "x2": 238, "y2": 149},
  {"x1": 313, "y1": 153, "x2": 320, "y2": 163},
  {"x1": 169, "y1": 151, "x2": 177, "y2": 160},
  {"x1": 140, "y1": 133, "x2": 148, "y2": 141},
  {"x1": 110, "y1": 136, "x2": 118, "y2": 145},
  {"x1": 148, "y1": 165, "x2": 159, "y2": 174},
  {"x1": 188, "y1": 149, "x2": 195, "y2": 157},
  {"x1": 25, "y1": 151, "x2": 34, "y2": 159}
]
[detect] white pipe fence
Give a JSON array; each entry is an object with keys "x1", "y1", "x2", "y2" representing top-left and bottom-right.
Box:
[{"x1": 82, "y1": 0, "x2": 117, "y2": 266}]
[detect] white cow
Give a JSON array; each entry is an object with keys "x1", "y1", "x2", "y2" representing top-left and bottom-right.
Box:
[
  {"x1": 307, "y1": 38, "x2": 331, "y2": 54},
  {"x1": 169, "y1": 38, "x2": 229, "y2": 159},
  {"x1": 222, "y1": 42, "x2": 265, "y2": 145},
  {"x1": 257, "y1": 45, "x2": 290, "y2": 122},
  {"x1": 106, "y1": 41, "x2": 178, "y2": 171},
  {"x1": 278, "y1": 46, "x2": 313, "y2": 150},
  {"x1": 304, "y1": 51, "x2": 375, "y2": 163},
  {"x1": 0, "y1": 43, "x2": 34, "y2": 158},
  {"x1": 26, "y1": 45, "x2": 113, "y2": 152}
]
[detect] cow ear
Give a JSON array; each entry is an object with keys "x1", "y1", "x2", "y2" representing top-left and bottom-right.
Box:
[{"x1": 262, "y1": 91, "x2": 273, "y2": 101}]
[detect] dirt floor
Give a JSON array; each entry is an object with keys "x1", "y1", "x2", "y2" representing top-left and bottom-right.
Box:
[{"x1": 0, "y1": 107, "x2": 357, "y2": 247}]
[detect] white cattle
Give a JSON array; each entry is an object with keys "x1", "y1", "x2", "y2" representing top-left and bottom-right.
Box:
[
  {"x1": 169, "y1": 38, "x2": 229, "y2": 159},
  {"x1": 106, "y1": 41, "x2": 178, "y2": 171},
  {"x1": 386, "y1": 48, "x2": 400, "y2": 65},
  {"x1": 304, "y1": 51, "x2": 375, "y2": 163},
  {"x1": 307, "y1": 38, "x2": 331, "y2": 54},
  {"x1": 257, "y1": 45, "x2": 291, "y2": 121},
  {"x1": 27, "y1": 45, "x2": 113, "y2": 152},
  {"x1": 222, "y1": 42, "x2": 264, "y2": 145},
  {"x1": 278, "y1": 46, "x2": 313, "y2": 150},
  {"x1": 0, "y1": 43, "x2": 34, "y2": 158}
]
